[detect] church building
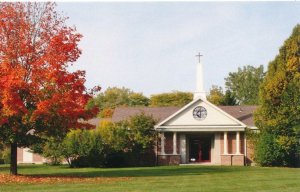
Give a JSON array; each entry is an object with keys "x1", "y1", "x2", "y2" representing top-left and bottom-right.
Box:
[
  {"x1": 112, "y1": 57, "x2": 257, "y2": 166},
  {"x1": 16, "y1": 56, "x2": 257, "y2": 166}
]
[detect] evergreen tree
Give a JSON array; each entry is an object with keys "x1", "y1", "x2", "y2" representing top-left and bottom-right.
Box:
[{"x1": 254, "y1": 24, "x2": 300, "y2": 166}]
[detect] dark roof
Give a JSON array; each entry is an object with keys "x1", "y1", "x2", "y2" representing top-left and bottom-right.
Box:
[
  {"x1": 112, "y1": 105, "x2": 258, "y2": 127},
  {"x1": 218, "y1": 106, "x2": 258, "y2": 127}
]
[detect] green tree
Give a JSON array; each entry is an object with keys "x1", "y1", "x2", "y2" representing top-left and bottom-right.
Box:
[
  {"x1": 128, "y1": 93, "x2": 150, "y2": 106},
  {"x1": 207, "y1": 86, "x2": 237, "y2": 106},
  {"x1": 89, "y1": 87, "x2": 149, "y2": 118},
  {"x1": 207, "y1": 85, "x2": 225, "y2": 105},
  {"x1": 62, "y1": 129, "x2": 105, "y2": 167},
  {"x1": 225, "y1": 65, "x2": 265, "y2": 105},
  {"x1": 254, "y1": 24, "x2": 300, "y2": 166},
  {"x1": 39, "y1": 137, "x2": 64, "y2": 165},
  {"x1": 150, "y1": 91, "x2": 193, "y2": 107},
  {"x1": 126, "y1": 113, "x2": 157, "y2": 153},
  {"x1": 222, "y1": 90, "x2": 238, "y2": 106},
  {"x1": 97, "y1": 120, "x2": 128, "y2": 152},
  {"x1": 98, "y1": 114, "x2": 157, "y2": 167}
]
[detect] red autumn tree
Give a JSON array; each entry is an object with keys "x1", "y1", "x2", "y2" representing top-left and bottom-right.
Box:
[{"x1": 0, "y1": 2, "x2": 98, "y2": 175}]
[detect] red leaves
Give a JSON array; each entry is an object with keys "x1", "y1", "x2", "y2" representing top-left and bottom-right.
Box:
[
  {"x1": 0, "y1": 3, "x2": 98, "y2": 133},
  {"x1": 0, "y1": 174, "x2": 130, "y2": 184}
]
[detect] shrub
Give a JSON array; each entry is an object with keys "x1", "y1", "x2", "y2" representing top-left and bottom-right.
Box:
[
  {"x1": 62, "y1": 129, "x2": 105, "y2": 168},
  {"x1": 31, "y1": 114, "x2": 157, "y2": 168},
  {"x1": 255, "y1": 132, "x2": 298, "y2": 166}
]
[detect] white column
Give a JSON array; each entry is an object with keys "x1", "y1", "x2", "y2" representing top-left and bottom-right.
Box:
[
  {"x1": 236, "y1": 131, "x2": 241, "y2": 154},
  {"x1": 179, "y1": 134, "x2": 186, "y2": 163},
  {"x1": 173, "y1": 132, "x2": 177, "y2": 155},
  {"x1": 214, "y1": 133, "x2": 221, "y2": 164},
  {"x1": 224, "y1": 132, "x2": 228, "y2": 154},
  {"x1": 161, "y1": 132, "x2": 165, "y2": 155}
]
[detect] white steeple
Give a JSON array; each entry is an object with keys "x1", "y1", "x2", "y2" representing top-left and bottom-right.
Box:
[{"x1": 194, "y1": 53, "x2": 206, "y2": 100}]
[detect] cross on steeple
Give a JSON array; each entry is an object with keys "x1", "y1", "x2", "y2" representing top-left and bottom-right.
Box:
[{"x1": 195, "y1": 52, "x2": 203, "y2": 63}]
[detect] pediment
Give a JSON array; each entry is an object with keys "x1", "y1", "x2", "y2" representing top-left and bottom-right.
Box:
[{"x1": 155, "y1": 97, "x2": 246, "y2": 131}]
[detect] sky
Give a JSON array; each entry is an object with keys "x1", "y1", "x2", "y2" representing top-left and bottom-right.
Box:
[{"x1": 57, "y1": 1, "x2": 300, "y2": 96}]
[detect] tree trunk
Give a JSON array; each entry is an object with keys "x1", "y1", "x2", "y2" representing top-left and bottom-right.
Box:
[{"x1": 10, "y1": 142, "x2": 18, "y2": 175}]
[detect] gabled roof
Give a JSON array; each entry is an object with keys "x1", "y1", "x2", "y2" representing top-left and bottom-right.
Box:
[
  {"x1": 154, "y1": 97, "x2": 247, "y2": 131},
  {"x1": 112, "y1": 104, "x2": 257, "y2": 128}
]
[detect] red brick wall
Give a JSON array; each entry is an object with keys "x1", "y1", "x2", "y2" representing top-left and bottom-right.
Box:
[
  {"x1": 165, "y1": 132, "x2": 173, "y2": 154},
  {"x1": 220, "y1": 132, "x2": 245, "y2": 155},
  {"x1": 246, "y1": 138, "x2": 255, "y2": 165},
  {"x1": 240, "y1": 133, "x2": 245, "y2": 154},
  {"x1": 228, "y1": 132, "x2": 236, "y2": 154},
  {"x1": 157, "y1": 132, "x2": 179, "y2": 154},
  {"x1": 220, "y1": 134, "x2": 224, "y2": 154},
  {"x1": 221, "y1": 155, "x2": 244, "y2": 166},
  {"x1": 158, "y1": 155, "x2": 181, "y2": 165}
]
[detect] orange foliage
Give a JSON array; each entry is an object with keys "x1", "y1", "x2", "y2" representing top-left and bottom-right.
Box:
[
  {"x1": 0, "y1": 2, "x2": 98, "y2": 132},
  {"x1": 0, "y1": 174, "x2": 130, "y2": 184}
]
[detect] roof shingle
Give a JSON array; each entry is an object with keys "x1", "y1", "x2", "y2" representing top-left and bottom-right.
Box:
[{"x1": 111, "y1": 105, "x2": 258, "y2": 127}]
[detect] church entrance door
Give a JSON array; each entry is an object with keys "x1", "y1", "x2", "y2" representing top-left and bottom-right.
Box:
[{"x1": 189, "y1": 137, "x2": 211, "y2": 163}]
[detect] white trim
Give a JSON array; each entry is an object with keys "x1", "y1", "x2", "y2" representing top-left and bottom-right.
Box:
[
  {"x1": 236, "y1": 132, "x2": 241, "y2": 155},
  {"x1": 224, "y1": 132, "x2": 228, "y2": 155},
  {"x1": 179, "y1": 134, "x2": 186, "y2": 164},
  {"x1": 157, "y1": 127, "x2": 245, "y2": 132},
  {"x1": 173, "y1": 132, "x2": 177, "y2": 155},
  {"x1": 155, "y1": 97, "x2": 247, "y2": 129},
  {"x1": 161, "y1": 132, "x2": 165, "y2": 155},
  {"x1": 244, "y1": 133, "x2": 247, "y2": 160}
]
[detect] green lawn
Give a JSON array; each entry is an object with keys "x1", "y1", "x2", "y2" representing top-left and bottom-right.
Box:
[{"x1": 0, "y1": 164, "x2": 299, "y2": 192}]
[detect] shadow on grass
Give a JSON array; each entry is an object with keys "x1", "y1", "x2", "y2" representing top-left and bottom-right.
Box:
[
  {"x1": 29, "y1": 166, "x2": 239, "y2": 178},
  {"x1": 1, "y1": 164, "x2": 252, "y2": 178}
]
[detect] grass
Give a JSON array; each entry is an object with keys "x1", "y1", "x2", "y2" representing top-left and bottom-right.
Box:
[{"x1": 0, "y1": 164, "x2": 299, "y2": 192}]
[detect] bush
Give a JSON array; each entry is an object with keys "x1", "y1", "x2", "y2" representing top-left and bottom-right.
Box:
[
  {"x1": 62, "y1": 129, "x2": 105, "y2": 168},
  {"x1": 32, "y1": 114, "x2": 157, "y2": 168},
  {"x1": 97, "y1": 114, "x2": 157, "y2": 167},
  {"x1": 255, "y1": 132, "x2": 298, "y2": 167}
]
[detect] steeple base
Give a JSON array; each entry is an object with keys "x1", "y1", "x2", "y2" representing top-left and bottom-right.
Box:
[{"x1": 193, "y1": 92, "x2": 206, "y2": 100}]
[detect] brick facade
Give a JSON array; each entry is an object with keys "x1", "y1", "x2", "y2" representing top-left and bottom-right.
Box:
[
  {"x1": 157, "y1": 132, "x2": 180, "y2": 155},
  {"x1": 221, "y1": 155, "x2": 244, "y2": 166},
  {"x1": 157, "y1": 155, "x2": 181, "y2": 165},
  {"x1": 157, "y1": 132, "x2": 248, "y2": 166},
  {"x1": 245, "y1": 138, "x2": 255, "y2": 165},
  {"x1": 220, "y1": 132, "x2": 245, "y2": 155}
]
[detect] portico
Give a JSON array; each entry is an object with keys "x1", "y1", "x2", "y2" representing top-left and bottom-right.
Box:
[{"x1": 157, "y1": 130, "x2": 245, "y2": 165}]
